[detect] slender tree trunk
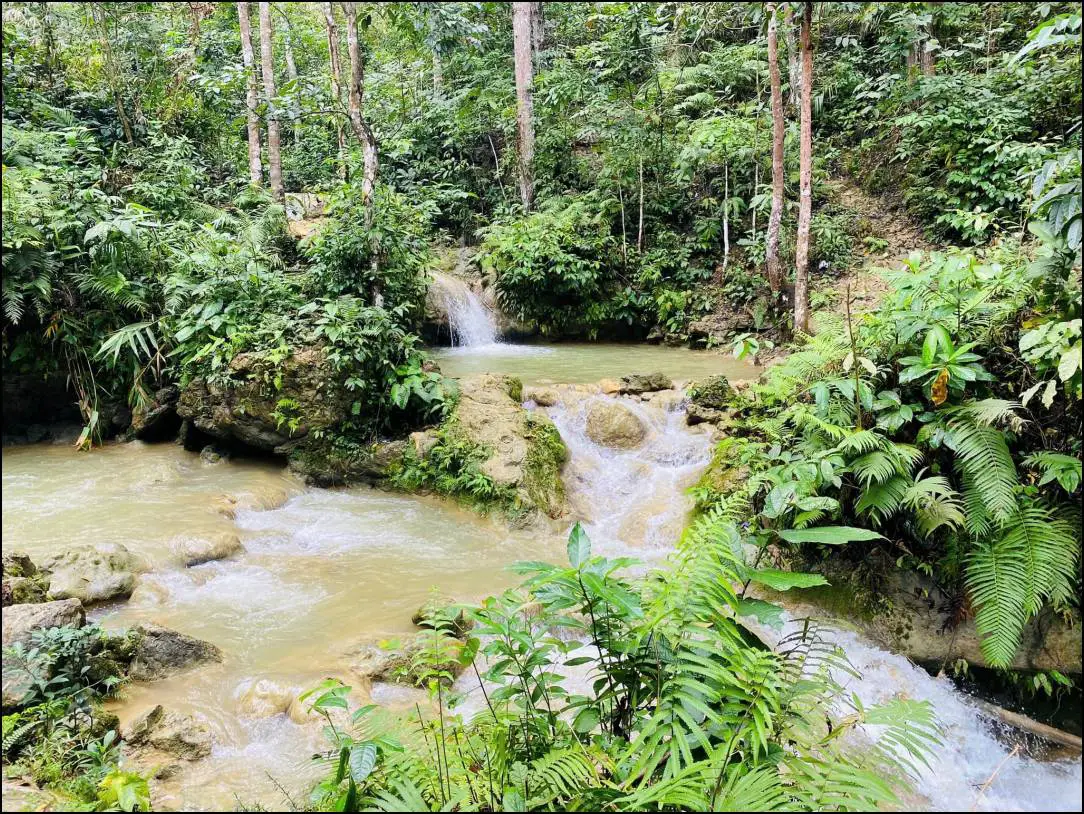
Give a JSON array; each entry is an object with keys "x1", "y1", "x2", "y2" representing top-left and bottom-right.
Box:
[
  {"x1": 238, "y1": 2, "x2": 263, "y2": 185},
  {"x1": 323, "y1": 2, "x2": 347, "y2": 180},
  {"x1": 341, "y1": 1, "x2": 381, "y2": 305},
  {"x1": 512, "y1": 2, "x2": 535, "y2": 210},
  {"x1": 429, "y1": 5, "x2": 444, "y2": 96},
  {"x1": 530, "y1": 2, "x2": 544, "y2": 64},
  {"x1": 279, "y1": 10, "x2": 302, "y2": 144},
  {"x1": 784, "y1": 3, "x2": 800, "y2": 112},
  {"x1": 637, "y1": 155, "x2": 644, "y2": 252},
  {"x1": 342, "y1": 1, "x2": 378, "y2": 216},
  {"x1": 258, "y1": 2, "x2": 284, "y2": 201},
  {"x1": 722, "y1": 161, "x2": 730, "y2": 271},
  {"x1": 92, "y1": 6, "x2": 134, "y2": 145},
  {"x1": 765, "y1": 3, "x2": 785, "y2": 294},
  {"x1": 793, "y1": 1, "x2": 814, "y2": 334}
]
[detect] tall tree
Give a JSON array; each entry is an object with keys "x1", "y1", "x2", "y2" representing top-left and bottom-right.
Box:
[
  {"x1": 258, "y1": 2, "x2": 284, "y2": 201},
  {"x1": 322, "y1": 2, "x2": 347, "y2": 179},
  {"x1": 277, "y1": 7, "x2": 302, "y2": 145},
  {"x1": 530, "y1": 1, "x2": 544, "y2": 63},
  {"x1": 91, "y1": 5, "x2": 135, "y2": 144},
  {"x1": 784, "y1": 3, "x2": 801, "y2": 112},
  {"x1": 238, "y1": 2, "x2": 263, "y2": 186},
  {"x1": 793, "y1": 1, "x2": 814, "y2": 334},
  {"x1": 512, "y1": 2, "x2": 535, "y2": 209},
  {"x1": 765, "y1": 3, "x2": 786, "y2": 293},
  {"x1": 342, "y1": 1, "x2": 378, "y2": 218}
]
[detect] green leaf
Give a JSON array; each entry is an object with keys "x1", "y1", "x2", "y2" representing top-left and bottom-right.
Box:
[
  {"x1": 745, "y1": 568, "x2": 829, "y2": 591},
  {"x1": 776, "y1": 526, "x2": 885, "y2": 545},
  {"x1": 572, "y1": 706, "x2": 600, "y2": 734},
  {"x1": 734, "y1": 598, "x2": 785, "y2": 629},
  {"x1": 567, "y1": 522, "x2": 591, "y2": 568},
  {"x1": 348, "y1": 742, "x2": 378, "y2": 783}
]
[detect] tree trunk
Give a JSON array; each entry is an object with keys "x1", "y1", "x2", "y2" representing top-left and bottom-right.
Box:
[
  {"x1": 238, "y1": 2, "x2": 263, "y2": 185},
  {"x1": 279, "y1": 9, "x2": 302, "y2": 145},
  {"x1": 342, "y1": 1, "x2": 378, "y2": 217},
  {"x1": 530, "y1": 2, "x2": 545, "y2": 64},
  {"x1": 793, "y1": 1, "x2": 814, "y2": 335},
  {"x1": 784, "y1": 3, "x2": 800, "y2": 112},
  {"x1": 765, "y1": 3, "x2": 785, "y2": 294},
  {"x1": 258, "y1": 2, "x2": 284, "y2": 201},
  {"x1": 722, "y1": 161, "x2": 730, "y2": 272},
  {"x1": 512, "y1": 2, "x2": 535, "y2": 210},
  {"x1": 92, "y1": 5, "x2": 135, "y2": 145},
  {"x1": 322, "y1": 3, "x2": 347, "y2": 180}
]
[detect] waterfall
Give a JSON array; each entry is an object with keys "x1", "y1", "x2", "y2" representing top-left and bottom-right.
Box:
[{"x1": 430, "y1": 273, "x2": 499, "y2": 348}]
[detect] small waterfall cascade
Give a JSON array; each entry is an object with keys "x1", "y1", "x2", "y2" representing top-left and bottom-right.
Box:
[
  {"x1": 429, "y1": 273, "x2": 499, "y2": 348},
  {"x1": 544, "y1": 390, "x2": 714, "y2": 559}
]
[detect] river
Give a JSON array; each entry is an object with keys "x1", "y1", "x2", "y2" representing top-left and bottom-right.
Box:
[{"x1": 2, "y1": 325, "x2": 1081, "y2": 810}]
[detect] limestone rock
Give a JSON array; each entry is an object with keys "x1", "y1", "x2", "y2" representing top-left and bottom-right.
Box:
[
  {"x1": 173, "y1": 532, "x2": 243, "y2": 567},
  {"x1": 127, "y1": 623, "x2": 223, "y2": 681},
  {"x1": 524, "y1": 386, "x2": 560, "y2": 407},
  {"x1": 177, "y1": 346, "x2": 350, "y2": 452},
  {"x1": 130, "y1": 385, "x2": 181, "y2": 441},
  {"x1": 349, "y1": 633, "x2": 466, "y2": 688},
  {"x1": 2, "y1": 598, "x2": 86, "y2": 648},
  {"x1": 585, "y1": 400, "x2": 647, "y2": 449},
  {"x1": 124, "y1": 704, "x2": 212, "y2": 760},
  {"x1": 412, "y1": 596, "x2": 474, "y2": 639},
  {"x1": 236, "y1": 678, "x2": 299, "y2": 718},
  {"x1": 2, "y1": 552, "x2": 47, "y2": 607},
  {"x1": 454, "y1": 374, "x2": 566, "y2": 516},
  {"x1": 41, "y1": 543, "x2": 140, "y2": 604},
  {"x1": 619, "y1": 373, "x2": 673, "y2": 395},
  {"x1": 288, "y1": 437, "x2": 407, "y2": 487},
  {"x1": 597, "y1": 378, "x2": 622, "y2": 395}
]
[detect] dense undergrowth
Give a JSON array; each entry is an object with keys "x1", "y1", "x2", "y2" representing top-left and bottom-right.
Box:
[{"x1": 300, "y1": 525, "x2": 939, "y2": 812}]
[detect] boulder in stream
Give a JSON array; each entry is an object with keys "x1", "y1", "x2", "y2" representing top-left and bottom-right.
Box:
[
  {"x1": 130, "y1": 385, "x2": 181, "y2": 441},
  {"x1": 41, "y1": 542, "x2": 141, "y2": 604},
  {"x1": 350, "y1": 632, "x2": 468, "y2": 688},
  {"x1": 2, "y1": 551, "x2": 48, "y2": 606},
  {"x1": 126, "y1": 623, "x2": 223, "y2": 681},
  {"x1": 685, "y1": 375, "x2": 732, "y2": 425},
  {"x1": 177, "y1": 346, "x2": 350, "y2": 452},
  {"x1": 449, "y1": 374, "x2": 567, "y2": 517},
  {"x1": 585, "y1": 399, "x2": 648, "y2": 449},
  {"x1": 123, "y1": 704, "x2": 212, "y2": 760},
  {"x1": 619, "y1": 372, "x2": 673, "y2": 395},
  {"x1": 2, "y1": 598, "x2": 86, "y2": 648},
  {"x1": 172, "y1": 531, "x2": 243, "y2": 567}
]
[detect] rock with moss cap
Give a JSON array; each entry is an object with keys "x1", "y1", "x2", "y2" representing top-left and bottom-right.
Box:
[
  {"x1": 2, "y1": 552, "x2": 48, "y2": 607},
  {"x1": 448, "y1": 374, "x2": 566, "y2": 517},
  {"x1": 686, "y1": 374, "x2": 732, "y2": 425},
  {"x1": 619, "y1": 372, "x2": 673, "y2": 395}
]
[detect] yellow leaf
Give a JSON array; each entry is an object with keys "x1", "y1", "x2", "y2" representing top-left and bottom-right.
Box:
[{"x1": 931, "y1": 368, "x2": 950, "y2": 406}]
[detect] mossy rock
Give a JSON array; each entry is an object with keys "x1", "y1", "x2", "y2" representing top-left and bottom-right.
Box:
[
  {"x1": 288, "y1": 436, "x2": 407, "y2": 487},
  {"x1": 523, "y1": 415, "x2": 567, "y2": 518},
  {"x1": 689, "y1": 375, "x2": 732, "y2": 410}
]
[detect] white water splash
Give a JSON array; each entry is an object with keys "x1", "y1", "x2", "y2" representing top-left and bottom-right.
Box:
[
  {"x1": 546, "y1": 391, "x2": 714, "y2": 561},
  {"x1": 430, "y1": 273, "x2": 500, "y2": 348}
]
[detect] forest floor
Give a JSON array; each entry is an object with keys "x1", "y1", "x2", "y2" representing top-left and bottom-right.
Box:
[{"x1": 816, "y1": 176, "x2": 934, "y2": 318}]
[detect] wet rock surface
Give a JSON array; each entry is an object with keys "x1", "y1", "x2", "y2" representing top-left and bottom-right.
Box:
[
  {"x1": 126, "y1": 623, "x2": 223, "y2": 681},
  {"x1": 584, "y1": 399, "x2": 648, "y2": 449},
  {"x1": 40, "y1": 543, "x2": 141, "y2": 604},
  {"x1": 124, "y1": 704, "x2": 213, "y2": 760},
  {"x1": 177, "y1": 346, "x2": 349, "y2": 452}
]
